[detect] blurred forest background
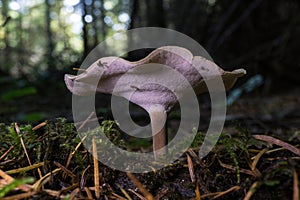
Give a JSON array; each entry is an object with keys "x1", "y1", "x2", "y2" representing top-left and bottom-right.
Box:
[{"x1": 0, "y1": 0, "x2": 299, "y2": 123}]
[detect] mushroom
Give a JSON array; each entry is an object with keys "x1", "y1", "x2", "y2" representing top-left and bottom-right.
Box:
[{"x1": 65, "y1": 46, "x2": 246, "y2": 159}]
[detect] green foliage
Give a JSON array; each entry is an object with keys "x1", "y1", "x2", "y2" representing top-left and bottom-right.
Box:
[
  {"x1": 217, "y1": 132, "x2": 250, "y2": 183},
  {"x1": 22, "y1": 112, "x2": 46, "y2": 122},
  {"x1": 0, "y1": 87, "x2": 37, "y2": 102},
  {"x1": 0, "y1": 177, "x2": 34, "y2": 198},
  {"x1": 191, "y1": 128, "x2": 205, "y2": 148}
]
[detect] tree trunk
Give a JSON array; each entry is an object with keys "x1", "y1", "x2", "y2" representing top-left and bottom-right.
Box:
[
  {"x1": 81, "y1": 0, "x2": 89, "y2": 58},
  {"x1": 145, "y1": 0, "x2": 166, "y2": 27},
  {"x1": 45, "y1": 0, "x2": 55, "y2": 69}
]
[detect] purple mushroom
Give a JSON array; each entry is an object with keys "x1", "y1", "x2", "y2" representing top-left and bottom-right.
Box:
[{"x1": 65, "y1": 46, "x2": 246, "y2": 158}]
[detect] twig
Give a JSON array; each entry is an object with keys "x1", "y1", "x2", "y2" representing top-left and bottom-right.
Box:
[
  {"x1": 14, "y1": 123, "x2": 31, "y2": 166},
  {"x1": 73, "y1": 68, "x2": 87, "y2": 72},
  {"x1": 84, "y1": 187, "x2": 94, "y2": 199},
  {"x1": 1, "y1": 191, "x2": 35, "y2": 200},
  {"x1": 32, "y1": 122, "x2": 47, "y2": 131},
  {"x1": 253, "y1": 135, "x2": 300, "y2": 156},
  {"x1": 110, "y1": 192, "x2": 128, "y2": 200},
  {"x1": 70, "y1": 187, "x2": 81, "y2": 199},
  {"x1": 154, "y1": 187, "x2": 168, "y2": 200},
  {"x1": 5, "y1": 162, "x2": 44, "y2": 175},
  {"x1": 93, "y1": 137, "x2": 101, "y2": 199},
  {"x1": 212, "y1": 186, "x2": 241, "y2": 199},
  {"x1": 128, "y1": 188, "x2": 147, "y2": 200},
  {"x1": 15, "y1": 123, "x2": 43, "y2": 179},
  {"x1": 195, "y1": 183, "x2": 201, "y2": 200},
  {"x1": 117, "y1": 184, "x2": 133, "y2": 200},
  {"x1": 80, "y1": 165, "x2": 91, "y2": 190},
  {"x1": 0, "y1": 146, "x2": 14, "y2": 161},
  {"x1": 126, "y1": 172, "x2": 154, "y2": 200},
  {"x1": 251, "y1": 148, "x2": 268, "y2": 171},
  {"x1": 65, "y1": 135, "x2": 87, "y2": 172},
  {"x1": 78, "y1": 112, "x2": 95, "y2": 131},
  {"x1": 0, "y1": 169, "x2": 14, "y2": 183},
  {"x1": 53, "y1": 161, "x2": 76, "y2": 179},
  {"x1": 243, "y1": 181, "x2": 259, "y2": 200},
  {"x1": 186, "y1": 153, "x2": 196, "y2": 183},
  {"x1": 293, "y1": 169, "x2": 299, "y2": 200},
  {"x1": 218, "y1": 159, "x2": 259, "y2": 177},
  {"x1": 32, "y1": 168, "x2": 61, "y2": 191}
]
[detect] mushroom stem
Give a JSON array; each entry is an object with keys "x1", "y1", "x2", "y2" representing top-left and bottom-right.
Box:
[{"x1": 148, "y1": 105, "x2": 167, "y2": 159}]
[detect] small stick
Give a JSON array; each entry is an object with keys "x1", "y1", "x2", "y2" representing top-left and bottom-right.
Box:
[
  {"x1": 126, "y1": 172, "x2": 154, "y2": 200},
  {"x1": 84, "y1": 187, "x2": 93, "y2": 199},
  {"x1": 53, "y1": 161, "x2": 76, "y2": 179},
  {"x1": 253, "y1": 135, "x2": 300, "y2": 156},
  {"x1": 293, "y1": 168, "x2": 299, "y2": 200},
  {"x1": 73, "y1": 68, "x2": 87, "y2": 72},
  {"x1": 92, "y1": 137, "x2": 101, "y2": 199},
  {"x1": 128, "y1": 189, "x2": 147, "y2": 200},
  {"x1": 32, "y1": 122, "x2": 47, "y2": 131},
  {"x1": 243, "y1": 181, "x2": 259, "y2": 200},
  {"x1": 211, "y1": 186, "x2": 241, "y2": 199},
  {"x1": 1, "y1": 191, "x2": 35, "y2": 200},
  {"x1": 15, "y1": 123, "x2": 43, "y2": 179},
  {"x1": 117, "y1": 184, "x2": 133, "y2": 200},
  {"x1": 251, "y1": 148, "x2": 268, "y2": 171},
  {"x1": 0, "y1": 146, "x2": 14, "y2": 161},
  {"x1": 186, "y1": 153, "x2": 196, "y2": 183},
  {"x1": 195, "y1": 183, "x2": 201, "y2": 200},
  {"x1": 5, "y1": 162, "x2": 44, "y2": 175}
]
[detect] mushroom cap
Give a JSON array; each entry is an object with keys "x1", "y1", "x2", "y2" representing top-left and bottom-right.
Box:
[{"x1": 65, "y1": 46, "x2": 246, "y2": 112}]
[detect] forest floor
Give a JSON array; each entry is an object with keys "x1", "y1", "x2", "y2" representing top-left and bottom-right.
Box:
[{"x1": 0, "y1": 86, "x2": 299, "y2": 199}]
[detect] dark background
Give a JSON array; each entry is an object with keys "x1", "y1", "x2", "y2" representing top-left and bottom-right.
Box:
[{"x1": 0, "y1": 0, "x2": 299, "y2": 123}]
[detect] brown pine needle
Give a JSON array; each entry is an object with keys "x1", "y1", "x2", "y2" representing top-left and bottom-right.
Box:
[
  {"x1": 251, "y1": 148, "x2": 268, "y2": 171},
  {"x1": 293, "y1": 169, "x2": 299, "y2": 200},
  {"x1": 70, "y1": 187, "x2": 81, "y2": 199},
  {"x1": 73, "y1": 67, "x2": 87, "y2": 72},
  {"x1": 84, "y1": 187, "x2": 94, "y2": 199},
  {"x1": 253, "y1": 135, "x2": 300, "y2": 156},
  {"x1": 211, "y1": 186, "x2": 241, "y2": 199},
  {"x1": 32, "y1": 122, "x2": 47, "y2": 131},
  {"x1": 65, "y1": 135, "x2": 87, "y2": 171},
  {"x1": 93, "y1": 137, "x2": 101, "y2": 199},
  {"x1": 154, "y1": 188, "x2": 168, "y2": 200},
  {"x1": 53, "y1": 161, "x2": 76, "y2": 179},
  {"x1": 218, "y1": 159, "x2": 258, "y2": 177},
  {"x1": 80, "y1": 165, "x2": 91, "y2": 190},
  {"x1": 0, "y1": 146, "x2": 14, "y2": 161},
  {"x1": 14, "y1": 123, "x2": 32, "y2": 166},
  {"x1": 0, "y1": 169, "x2": 32, "y2": 192},
  {"x1": 78, "y1": 112, "x2": 95, "y2": 131},
  {"x1": 0, "y1": 169, "x2": 14, "y2": 182},
  {"x1": 60, "y1": 183, "x2": 80, "y2": 194},
  {"x1": 110, "y1": 192, "x2": 128, "y2": 200},
  {"x1": 187, "y1": 148, "x2": 202, "y2": 164},
  {"x1": 15, "y1": 123, "x2": 43, "y2": 179},
  {"x1": 1, "y1": 191, "x2": 35, "y2": 200},
  {"x1": 126, "y1": 172, "x2": 154, "y2": 200},
  {"x1": 32, "y1": 168, "x2": 61, "y2": 191},
  {"x1": 186, "y1": 153, "x2": 196, "y2": 182},
  {"x1": 5, "y1": 162, "x2": 44, "y2": 175},
  {"x1": 117, "y1": 184, "x2": 133, "y2": 200},
  {"x1": 128, "y1": 188, "x2": 147, "y2": 200},
  {"x1": 244, "y1": 181, "x2": 259, "y2": 200},
  {"x1": 195, "y1": 183, "x2": 201, "y2": 200}
]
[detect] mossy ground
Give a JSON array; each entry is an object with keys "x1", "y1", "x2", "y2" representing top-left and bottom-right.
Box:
[{"x1": 0, "y1": 114, "x2": 299, "y2": 199}]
